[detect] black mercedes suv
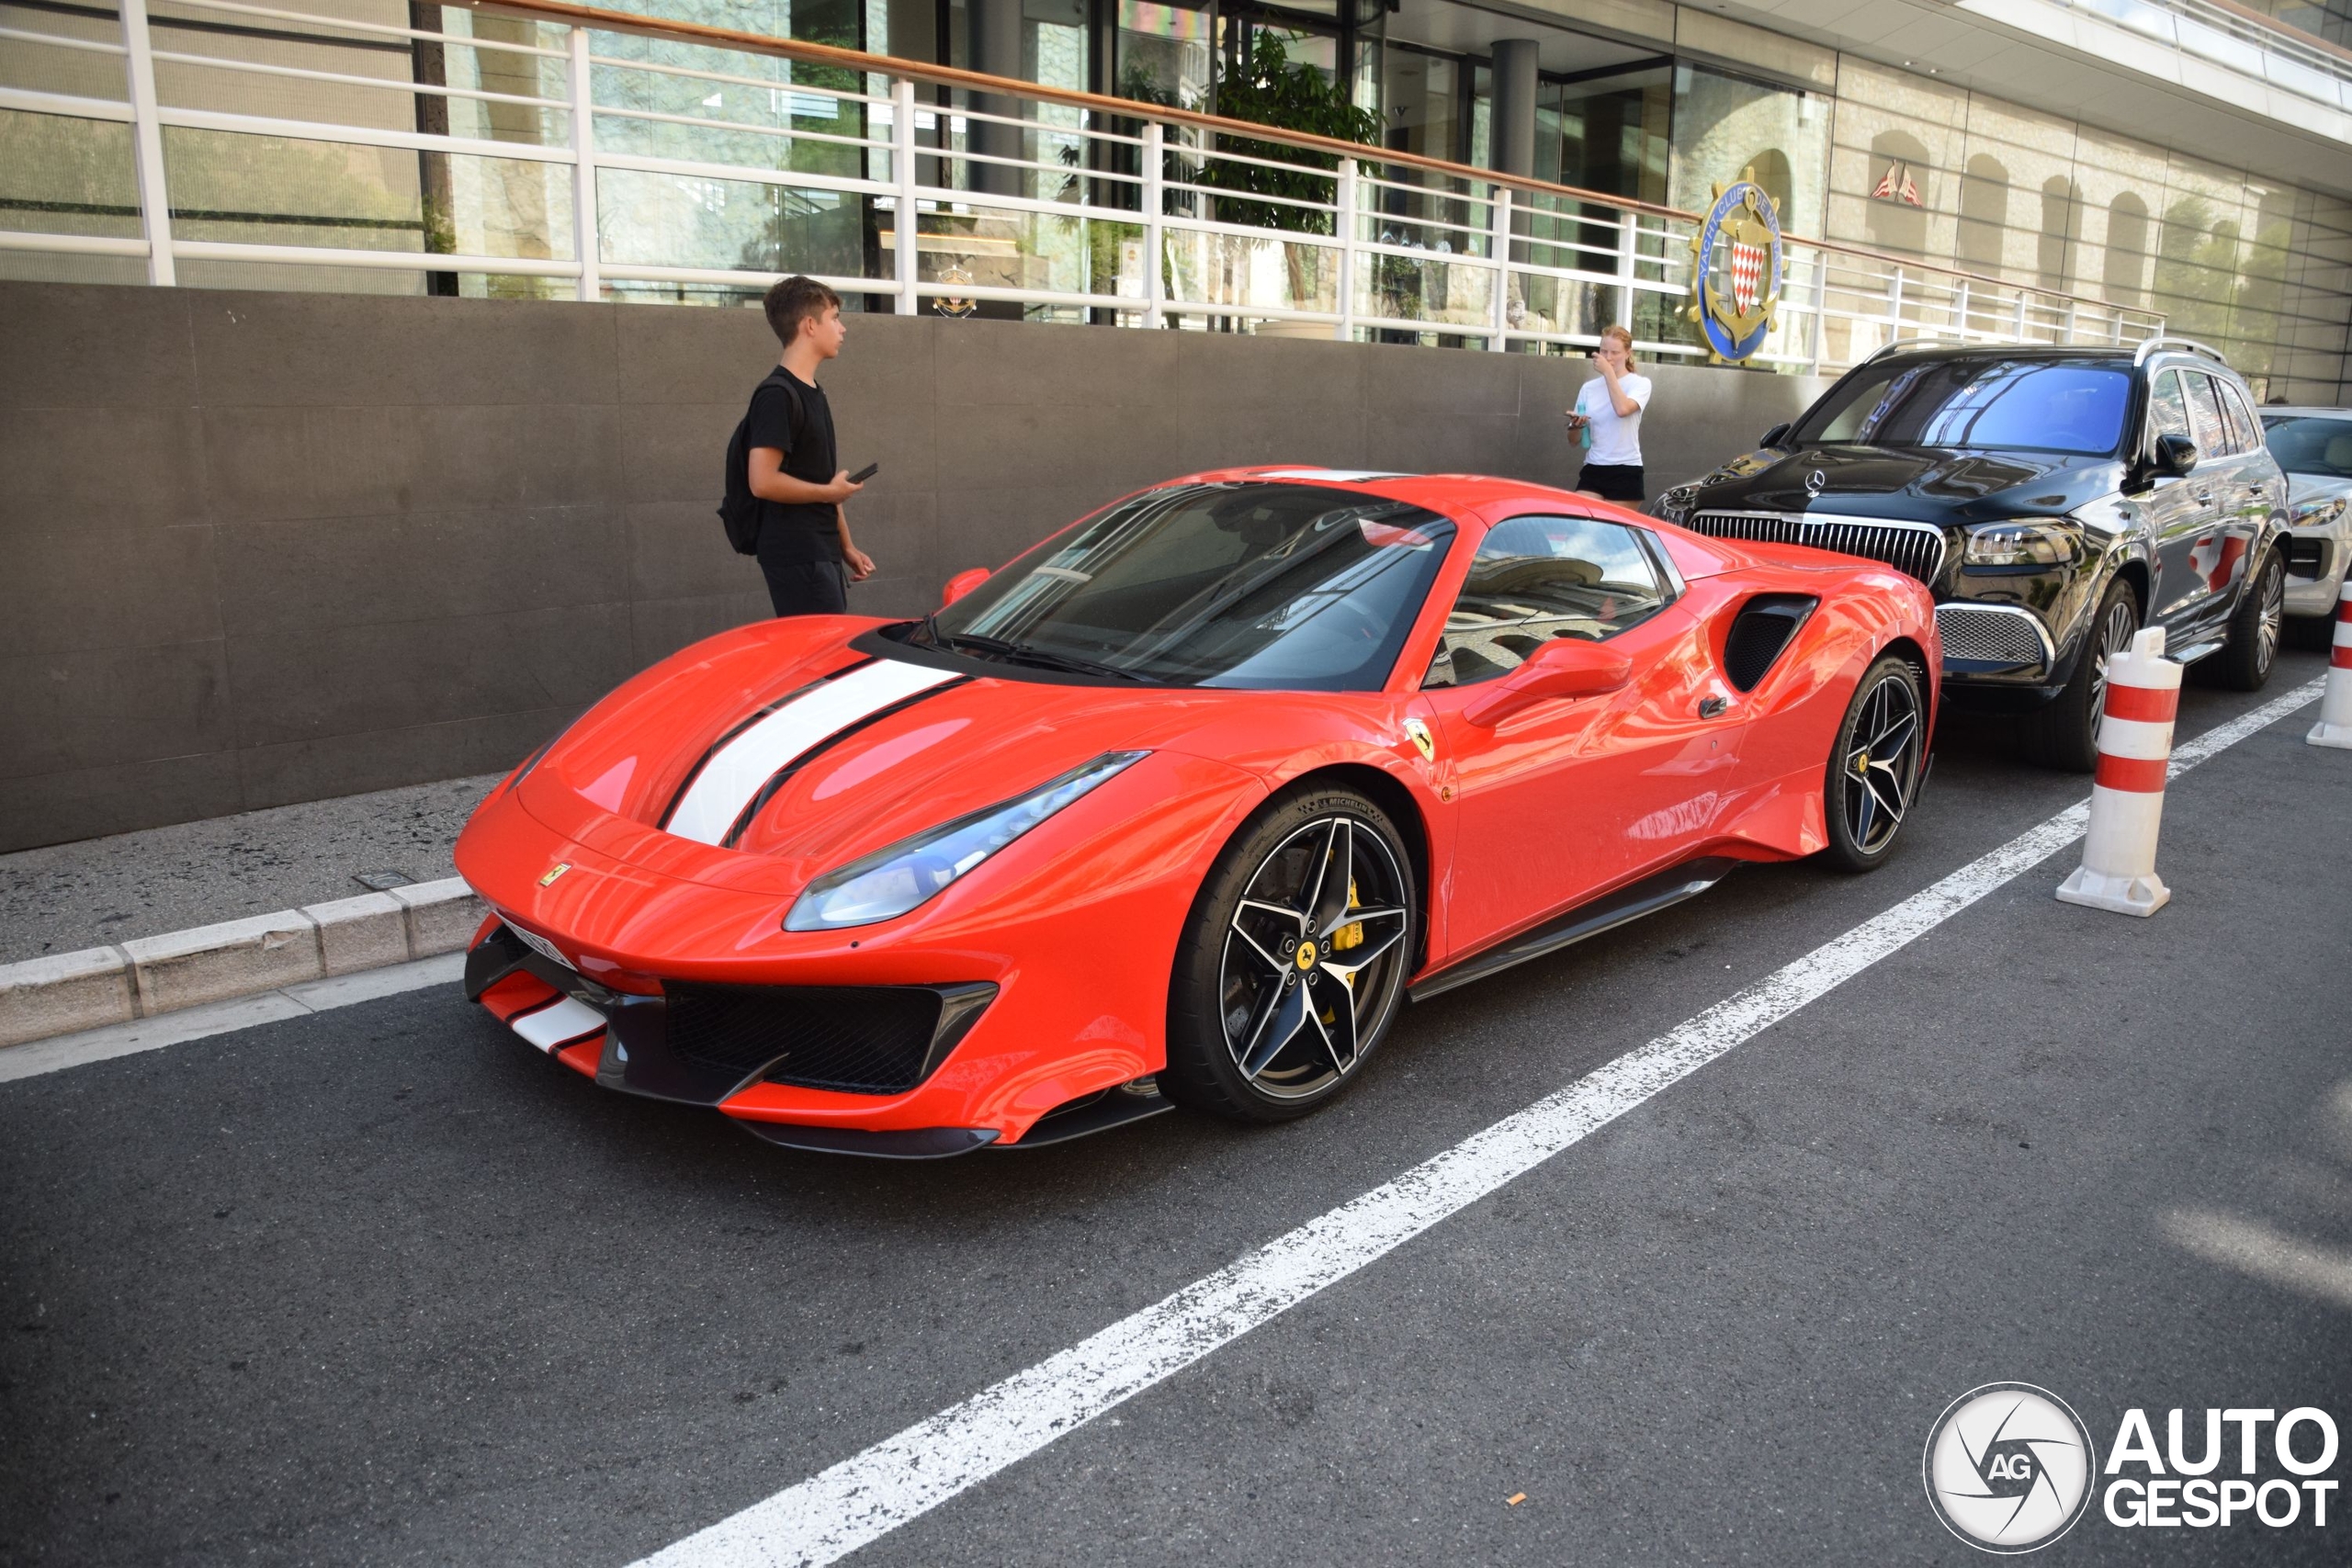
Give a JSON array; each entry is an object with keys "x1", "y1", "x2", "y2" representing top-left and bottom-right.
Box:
[{"x1": 1653, "y1": 340, "x2": 2290, "y2": 769}]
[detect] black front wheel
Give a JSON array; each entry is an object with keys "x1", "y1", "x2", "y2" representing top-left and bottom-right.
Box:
[
  {"x1": 1822, "y1": 654, "x2": 1926, "y2": 874},
  {"x1": 2019, "y1": 579, "x2": 2139, "y2": 773},
  {"x1": 1161, "y1": 787, "x2": 1417, "y2": 1123}
]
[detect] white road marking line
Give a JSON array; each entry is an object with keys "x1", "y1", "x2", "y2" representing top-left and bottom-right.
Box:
[
  {"x1": 0, "y1": 953, "x2": 466, "y2": 1084},
  {"x1": 632, "y1": 676, "x2": 2325, "y2": 1568}
]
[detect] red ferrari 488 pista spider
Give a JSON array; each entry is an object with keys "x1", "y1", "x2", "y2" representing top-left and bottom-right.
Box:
[{"x1": 456, "y1": 468, "x2": 1938, "y2": 1156}]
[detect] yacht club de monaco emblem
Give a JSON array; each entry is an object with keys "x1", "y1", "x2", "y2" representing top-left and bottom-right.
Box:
[{"x1": 1686, "y1": 168, "x2": 1784, "y2": 364}]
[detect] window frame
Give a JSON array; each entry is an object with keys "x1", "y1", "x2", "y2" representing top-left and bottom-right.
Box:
[
  {"x1": 2179, "y1": 370, "x2": 2232, "y2": 457},
  {"x1": 2143, "y1": 367, "x2": 2192, "y2": 453},
  {"x1": 1419, "y1": 511, "x2": 1679, "y2": 691},
  {"x1": 2216, "y1": 378, "x2": 2263, "y2": 457}
]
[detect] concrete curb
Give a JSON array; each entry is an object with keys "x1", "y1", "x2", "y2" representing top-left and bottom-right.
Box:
[{"x1": 0, "y1": 877, "x2": 485, "y2": 1050}]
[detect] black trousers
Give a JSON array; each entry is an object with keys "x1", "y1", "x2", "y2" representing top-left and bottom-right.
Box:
[{"x1": 759, "y1": 551, "x2": 849, "y2": 618}]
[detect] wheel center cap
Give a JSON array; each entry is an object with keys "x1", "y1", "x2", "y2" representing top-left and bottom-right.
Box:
[{"x1": 1294, "y1": 940, "x2": 1317, "y2": 971}]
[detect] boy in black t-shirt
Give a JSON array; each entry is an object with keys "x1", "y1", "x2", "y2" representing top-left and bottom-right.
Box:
[{"x1": 745, "y1": 276, "x2": 876, "y2": 616}]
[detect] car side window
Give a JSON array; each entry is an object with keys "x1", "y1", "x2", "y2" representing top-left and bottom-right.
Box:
[
  {"x1": 2146, "y1": 369, "x2": 2191, "y2": 447},
  {"x1": 2181, "y1": 372, "x2": 2231, "y2": 457},
  {"x1": 1423, "y1": 514, "x2": 1668, "y2": 689},
  {"x1": 2218, "y1": 380, "x2": 2262, "y2": 457}
]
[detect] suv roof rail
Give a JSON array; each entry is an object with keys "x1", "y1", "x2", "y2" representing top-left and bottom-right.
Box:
[{"x1": 2132, "y1": 335, "x2": 2231, "y2": 369}]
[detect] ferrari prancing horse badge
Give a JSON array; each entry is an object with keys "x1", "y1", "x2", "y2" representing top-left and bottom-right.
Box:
[{"x1": 1404, "y1": 717, "x2": 1436, "y2": 762}]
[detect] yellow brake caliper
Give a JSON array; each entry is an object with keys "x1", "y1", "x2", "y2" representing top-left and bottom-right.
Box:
[
  {"x1": 1331, "y1": 878, "x2": 1364, "y2": 980},
  {"x1": 1333, "y1": 879, "x2": 1364, "y2": 952}
]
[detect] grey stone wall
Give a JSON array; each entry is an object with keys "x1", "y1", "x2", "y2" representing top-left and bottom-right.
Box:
[{"x1": 0, "y1": 280, "x2": 1829, "y2": 851}]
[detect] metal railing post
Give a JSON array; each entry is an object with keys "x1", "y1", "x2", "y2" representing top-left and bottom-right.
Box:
[
  {"x1": 1334, "y1": 156, "x2": 1355, "y2": 344},
  {"x1": 118, "y1": 0, "x2": 173, "y2": 285},
  {"x1": 2013, "y1": 292, "x2": 2029, "y2": 343},
  {"x1": 1953, "y1": 277, "x2": 1969, "y2": 343},
  {"x1": 1488, "y1": 185, "x2": 1510, "y2": 352},
  {"x1": 1887, "y1": 266, "x2": 1905, "y2": 347},
  {"x1": 1618, "y1": 208, "x2": 1636, "y2": 331},
  {"x1": 568, "y1": 27, "x2": 598, "y2": 301},
  {"x1": 1807, "y1": 254, "x2": 1826, "y2": 374},
  {"x1": 2062, "y1": 299, "x2": 2078, "y2": 346},
  {"x1": 893, "y1": 76, "x2": 919, "y2": 315},
  {"x1": 1143, "y1": 121, "x2": 1164, "y2": 330}
]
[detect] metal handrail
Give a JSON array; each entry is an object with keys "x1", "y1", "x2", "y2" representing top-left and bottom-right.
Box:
[
  {"x1": 448, "y1": 0, "x2": 2174, "y2": 318},
  {"x1": 0, "y1": 0, "x2": 2171, "y2": 368}
]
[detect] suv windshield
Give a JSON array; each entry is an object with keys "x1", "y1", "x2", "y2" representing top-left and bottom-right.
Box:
[
  {"x1": 2263, "y1": 414, "x2": 2352, "y2": 479},
  {"x1": 918, "y1": 482, "x2": 1456, "y2": 691},
  {"x1": 1792, "y1": 357, "x2": 2133, "y2": 456}
]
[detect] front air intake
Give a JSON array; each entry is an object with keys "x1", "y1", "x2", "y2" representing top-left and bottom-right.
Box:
[
  {"x1": 662, "y1": 980, "x2": 997, "y2": 1096},
  {"x1": 1722, "y1": 595, "x2": 1817, "y2": 692}
]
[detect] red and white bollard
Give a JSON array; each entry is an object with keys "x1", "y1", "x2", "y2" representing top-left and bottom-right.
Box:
[
  {"x1": 2057, "y1": 626, "x2": 2178, "y2": 918},
  {"x1": 2308, "y1": 578, "x2": 2352, "y2": 750}
]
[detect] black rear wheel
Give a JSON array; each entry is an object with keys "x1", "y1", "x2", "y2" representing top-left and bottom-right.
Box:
[
  {"x1": 1161, "y1": 786, "x2": 1417, "y2": 1123},
  {"x1": 2217, "y1": 547, "x2": 2285, "y2": 692},
  {"x1": 1822, "y1": 654, "x2": 1925, "y2": 874}
]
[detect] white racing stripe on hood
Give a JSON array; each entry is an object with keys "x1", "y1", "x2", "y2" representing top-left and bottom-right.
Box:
[{"x1": 664, "y1": 659, "x2": 960, "y2": 846}]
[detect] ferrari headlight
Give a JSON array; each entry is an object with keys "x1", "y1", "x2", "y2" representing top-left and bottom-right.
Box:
[
  {"x1": 785, "y1": 751, "x2": 1148, "y2": 931},
  {"x1": 1964, "y1": 521, "x2": 2079, "y2": 568}
]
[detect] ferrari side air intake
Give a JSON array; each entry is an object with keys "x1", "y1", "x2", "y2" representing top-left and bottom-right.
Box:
[{"x1": 1722, "y1": 595, "x2": 1817, "y2": 692}]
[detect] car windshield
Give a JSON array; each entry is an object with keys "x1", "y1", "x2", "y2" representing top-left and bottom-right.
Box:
[
  {"x1": 920, "y1": 482, "x2": 1456, "y2": 691},
  {"x1": 1792, "y1": 358, "x2": 2132, "y2": 456},
  {"x1": 2263, "y1": 414, "x2": 2352, "y2": 479}
]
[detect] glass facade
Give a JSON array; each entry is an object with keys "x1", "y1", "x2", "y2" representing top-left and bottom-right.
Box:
[
  {"x1": 1823, "y1": 57, "x2": 2351, "y2": 399},
  {"x1": 2, "y1": 0, "x2": 2346, "y2": 395}
]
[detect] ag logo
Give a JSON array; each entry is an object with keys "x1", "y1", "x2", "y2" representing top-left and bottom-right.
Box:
[
  {"x1": 1684, "y1": 168, "x2": 1783, "y2": 364},
  {"x1": 1925, "y1": 1383, "x2": 2098, "y2": 1553}
]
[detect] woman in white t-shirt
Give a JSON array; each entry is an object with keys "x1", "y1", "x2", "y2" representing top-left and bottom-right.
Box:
[{"x1": 1566, "y1": 324, "x2": 1653, "y2": 503}]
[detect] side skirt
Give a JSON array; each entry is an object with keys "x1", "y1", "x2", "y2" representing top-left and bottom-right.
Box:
[{"x1": 1407, "y1": 857, "x2": 1742, "y2": 1003}]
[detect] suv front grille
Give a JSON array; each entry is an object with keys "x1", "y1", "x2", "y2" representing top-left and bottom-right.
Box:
[
  {"x1": 1935, "y1": 604, "x2": 2049, "y2": 668},
  {"x1": 1686, "y1": 511, "x2": 1947, "y2": 586},
  {"x1": 663, "y1": 983, "x2": 947, "y2": 1095}
]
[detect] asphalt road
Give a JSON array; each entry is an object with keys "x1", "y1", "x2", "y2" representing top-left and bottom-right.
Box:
[{"x1": 4, "y1": 649, "x2": 2347, "y2": 1567}]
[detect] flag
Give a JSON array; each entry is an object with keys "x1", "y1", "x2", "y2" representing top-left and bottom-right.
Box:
[
  {"x1": 1731, "y1": 237, "x2": 1766, "y2": 314},
  {"x1": 1871, "y1": 163, "x2": 1924, "y2": 207}
]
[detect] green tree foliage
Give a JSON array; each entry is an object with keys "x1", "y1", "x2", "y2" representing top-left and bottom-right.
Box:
[{"x1": 1197, "y1": 31, "x2": 1378, "y2": 235}]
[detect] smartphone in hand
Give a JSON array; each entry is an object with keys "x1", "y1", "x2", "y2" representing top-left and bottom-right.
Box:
[{"x1": 847, "y1": 462, "x2": 880, "y2": 484}]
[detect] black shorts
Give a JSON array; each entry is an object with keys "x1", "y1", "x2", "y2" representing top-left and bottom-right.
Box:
[{"x1": 1578, "y1": 462, "x2": 1645, "y2": 502}]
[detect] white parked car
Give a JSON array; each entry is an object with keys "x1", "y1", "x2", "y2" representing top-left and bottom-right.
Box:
[{"x1": 2259, "y1": 406, "x2": 2352, "y2": 621}]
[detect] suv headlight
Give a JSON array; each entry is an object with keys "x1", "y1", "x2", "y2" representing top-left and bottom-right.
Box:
[
  {"x1": 2292, "y1": 495, "x2": 2346, "y2": 530},
  {"x1": 785, "y1": 751, "x2": 1148, "y2": 931},
  {"x1": 1963, "y1": 521, "x2": 2080, "y2": 568}
]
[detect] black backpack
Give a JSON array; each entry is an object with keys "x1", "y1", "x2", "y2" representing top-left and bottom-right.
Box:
[{"x1": 718, "y1": 368, "x2": 804, "y2": 556}]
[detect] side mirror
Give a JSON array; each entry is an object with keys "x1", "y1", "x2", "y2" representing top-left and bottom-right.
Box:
[
  {"x1": 941, "y1": 568, "x2": 989, "y2": 607},
  {"x1": 1759, "y1": 423, "x2": 1792, "y2": 449},
  {"x1": 1461, "y1": 637, "x2": 1634, "y2": 728},
  {"x1": 2152, "y1": 433, "x2": 2199, "y2": 479}
]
